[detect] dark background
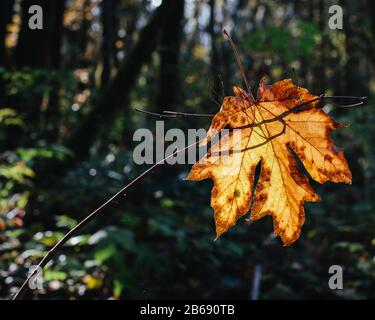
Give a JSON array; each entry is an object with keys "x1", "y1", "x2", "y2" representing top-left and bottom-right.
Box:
[{"x1": 0, "y1": 0, "x2": 374, "y2": 299}]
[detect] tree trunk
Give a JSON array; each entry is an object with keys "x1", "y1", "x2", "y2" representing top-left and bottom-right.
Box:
[
  {"x1": 365, "y1": 0, "x2": 375, "y2": 69},
  {"x1": 0, "y1": 0, "x2": 14, "y2": 105},
  {"x1": 12, "y1": 0, "x2": 66, "y2": 147},
  {"x1": 316, "y1": 0, "x2": 326, "y2": 94},
  {"x1": 100, "y1": 0, "x2": 118, "y2": 88},
  {"x1": 67, "y1": 0, "x2": 175, "y2": 161},
  {"x1": 156, "y1": 0, "x2": 184, "y2": 112},
  {"x1": 15, "y1": 0, "x2": 66, "y2": 68},
  {"x1": 0, "y1": 0, "x2": 14, "y2": 67},
  {"x1": 343, "y1": 0, "x2": 369, "y2": 96},
  {"x1": 208, "y1": 0, "x2": 220, "y2": 100},
  {"x1": 78, "y1": 0, "x2": 91, "y2": 68}
]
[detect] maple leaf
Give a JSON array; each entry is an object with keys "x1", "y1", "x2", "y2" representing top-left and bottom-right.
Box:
[{"x1": 186, "y1": 78, "x2": 352, "y2": 245}]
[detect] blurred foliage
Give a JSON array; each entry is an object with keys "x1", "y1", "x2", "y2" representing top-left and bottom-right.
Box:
[
  {"x1": 244, "y1": 21, "x2": 320, "y2": 63},
  {"x1": 0, "y1": 109, "x2": 33, "y2": 232},
  {"x1": 0, "y1": 0, "x2": 375, "y2": 300}
]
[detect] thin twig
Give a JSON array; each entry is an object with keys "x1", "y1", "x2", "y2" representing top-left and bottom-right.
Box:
[
  {"x1": 218, "y1": 74, "x2": 225, "y2": 98},
  {"x1": 136, "y1": 95, "x2": 366, "y2": 121},
  {"x1": 323, "y1": 95, "x2": 367, "y2": 108},
  {"x1": 135, "y1": 108, "x2": 214, "y2": 118},
  {"x1": 208, "y1": 77, "x2": 224, "y2": 106},
  {"x1": 163, "y1": 110, "x2": 214, "y2": 117},
  {"x1": 12, "y1": 140, "x2": 200, "y2": 300},
  {"x1": 223, "y1": 29, "x2": 255, "y2": 102},
  {"x1": 325, "y1": 95, "x2": 367, "y2": 100},
  {"x1": 134, "y1": 108, "x2": 178, "y2": 118}
]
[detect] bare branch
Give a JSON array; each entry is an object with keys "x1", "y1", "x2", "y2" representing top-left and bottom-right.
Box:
[
  {"x1": 136, "y1": 95, "x2": 367, "y2": 124},
  {"x1": 135, "y1": 108, "x2": 214, "y2": 119},
  {"x1": 223, "y1": 29, "x2": 255, "y2": 102}
]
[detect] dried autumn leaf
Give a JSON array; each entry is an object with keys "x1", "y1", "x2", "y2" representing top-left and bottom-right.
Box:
[{"x1": 186, "y1": 79, "x2": 352, "y2": 246}]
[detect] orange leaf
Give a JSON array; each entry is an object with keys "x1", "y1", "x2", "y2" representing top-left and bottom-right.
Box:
[{"x1": 186, "y1": 79, "x2": 352, "y2": 246}]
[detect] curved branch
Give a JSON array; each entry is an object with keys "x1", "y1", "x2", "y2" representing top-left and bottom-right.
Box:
[{"x1": 12, "y1": 140, "x2": 200, "y2": 300}]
